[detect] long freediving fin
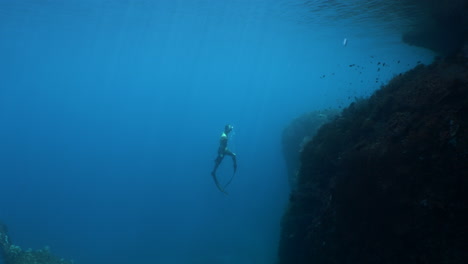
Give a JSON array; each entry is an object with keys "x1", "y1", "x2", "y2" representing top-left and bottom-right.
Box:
[
  {"x1": 211, "y1": 171, "x2": 228, "y2": 195},
  {"x1": 223, "y1": 171, "x2": 236, "y2": 190}
]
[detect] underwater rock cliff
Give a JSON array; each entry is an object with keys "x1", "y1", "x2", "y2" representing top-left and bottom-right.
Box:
[
  {"x1": 278, "y1": 56, "x2": 468, "y2": 264},
  {"x1": 0, "y1": 222, "x2": 73, "y2": 264},
  {"x1": 282, "y1": 110, "x2": 339, "y2": 190},
  {"x1": 402, "y1": 0, "x2": 468, "y2": 55}
]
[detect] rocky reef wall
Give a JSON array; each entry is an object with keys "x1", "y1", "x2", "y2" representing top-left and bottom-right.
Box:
[
  {"x1": 282, "y1": 110, "x2": 339, "y2": 190},
  {"x1": 278, "y1": 56, "x2": 468, "y2": 264}
]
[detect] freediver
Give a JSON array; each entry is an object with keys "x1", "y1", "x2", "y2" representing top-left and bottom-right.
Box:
[{"x1": 211, "y1": 124, "x2": 237, "y2": 194}]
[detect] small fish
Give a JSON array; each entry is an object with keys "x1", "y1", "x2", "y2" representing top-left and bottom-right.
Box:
[{"x1": 343, "y1": 38, "x2": 348, "y2": 46}]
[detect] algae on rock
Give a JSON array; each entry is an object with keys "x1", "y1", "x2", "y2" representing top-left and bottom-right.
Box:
[{"x1": 0, "y1": 221, "x2": 73, "y2": 264}]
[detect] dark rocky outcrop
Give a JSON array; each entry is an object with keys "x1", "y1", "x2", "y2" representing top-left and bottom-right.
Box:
[
  {"x1": 278, "y1": 56, "x2": 468, "y2": 264},
  {"x1": 402, "y1": 0, "x2": 468, "y2": 56},
  {"x1": 0, "y1": 221, "x2": 73, "y2": 264},
  {"x1": 301, "y1": 0, "x2": 468, "y2": 56},
  {"x1": 282, "y1": 110, "x2": 339, "y2": 190}
]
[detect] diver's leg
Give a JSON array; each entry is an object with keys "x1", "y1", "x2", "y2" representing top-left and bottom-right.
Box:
[{"x1": 212, "y1": 155, "x2": 224, "y2": 175}]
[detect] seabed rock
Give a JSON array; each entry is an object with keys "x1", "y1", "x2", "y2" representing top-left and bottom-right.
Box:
[{"x1": 0, "y1": 222, "x2": 73, "y2": 264}]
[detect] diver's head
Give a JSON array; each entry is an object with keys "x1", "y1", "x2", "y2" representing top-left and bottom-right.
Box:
[{"x1": 224, "y1": 124, "x2": 233, "y2": 133}]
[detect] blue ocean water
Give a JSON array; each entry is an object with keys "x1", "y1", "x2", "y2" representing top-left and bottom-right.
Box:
[{"x1": 0, "y1": 1, "x2": 434, "y2": 264}]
